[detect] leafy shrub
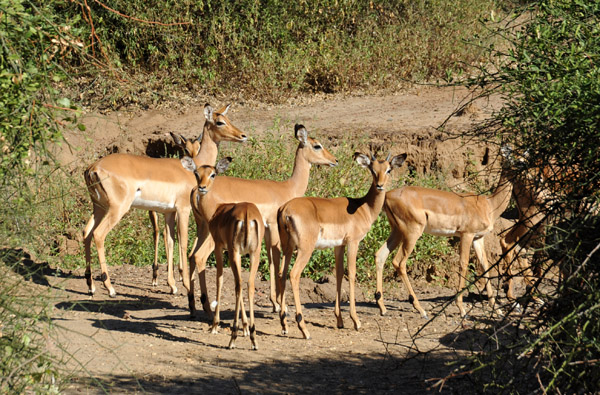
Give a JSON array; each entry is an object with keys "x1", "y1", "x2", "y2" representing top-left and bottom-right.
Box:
[{"x1": 455, "y1": 1, "x2": 600, "y2": 392}]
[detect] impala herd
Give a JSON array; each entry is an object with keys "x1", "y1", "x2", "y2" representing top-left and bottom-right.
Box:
[{"x1": 83, "y1": 103, "x2": 543, "y2": 349}]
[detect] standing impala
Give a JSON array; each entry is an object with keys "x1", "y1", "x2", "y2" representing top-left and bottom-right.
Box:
[
  {"x1": 187, "y1": 124, "x2": 338, "y2": 318},
  {"x1": 83, "y1": 104, "x2": 247, "y2": 297},
  {"x1": 277, "y1": 152, "x2": 407, "y2": 339},
  {"x1": 374, "y1": 145, "x2": 515, "y2": 319},
  {"x1": 182, "y1": 157, "x2": 264, "y2": 350}
]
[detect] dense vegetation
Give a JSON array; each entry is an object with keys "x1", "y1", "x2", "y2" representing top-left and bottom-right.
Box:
[
  {"x1": 450, "y1": 1, "x2": 600, "y2": 392},
  {"x1": 2, "y1": 0, "x2": 599, "y2": 392}
]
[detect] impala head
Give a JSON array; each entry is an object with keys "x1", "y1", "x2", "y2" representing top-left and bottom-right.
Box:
[
  {"x1": 170, "y1": 132, "x2": 202, "y2": 158},
  {"x1": 181, "y1": 156, "x2": 232, "y2": 195},
  {"x1": 354, "y1": 152, "x2": 407, "y2": 191},
  {"x1": 203, "y1": 103, "x2": 248, "y2": 143},
  {"x1": 295, "y1": 124, "x2": 338, "y2": 167}
]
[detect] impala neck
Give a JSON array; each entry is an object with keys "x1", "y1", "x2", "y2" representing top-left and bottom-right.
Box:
[
  {"x1": 286, "y1": 144, "x2": 312, "y2": 196},
  {"x1": 360, "y1": 182, "x2": 387, "y2": 222},
  {"x1": 488, "y1": 165, "x2": 514, "y2": 221},
  {"x1": 195, "y1": 123, "x2": 219, "y2": 167},
  {"x1": 196, "y1": 192, "x2": 218, "y2": 222}
]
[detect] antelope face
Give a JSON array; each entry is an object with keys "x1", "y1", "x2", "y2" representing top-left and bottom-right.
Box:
[
  {"x1": 355, "y1": 153, "x2": 407, "y2": 191},
  {"x1": 170, "y1": 132, "x2": 202, "y2": 158},
  {"x1": 294, "y1": 124, "x2": 338, "y2": 167},
  {"x1": 204, "y1": 103, "x2": 248, "y2": 143}
]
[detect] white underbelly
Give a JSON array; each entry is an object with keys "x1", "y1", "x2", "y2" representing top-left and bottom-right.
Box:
[
  {"x1": 314, "y1": 238, "x2": 344, "y2": 250},
  {"x1": 425, "y1": 226, "x2": 457, "y2": 237},
  {"x1": 131, "y1": 191, "x2": 176, "y2": 213}
]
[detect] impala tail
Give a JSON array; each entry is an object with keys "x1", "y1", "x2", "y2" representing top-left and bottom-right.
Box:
[{"x1": 84, "y1": 166, "x2": 109, "y2": 205}]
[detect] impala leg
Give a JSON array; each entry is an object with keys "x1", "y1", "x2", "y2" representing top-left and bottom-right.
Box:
[
  {"x1": 264, "y1": 228, "x2": 281, "y2": 313},
  {"x1": 289, "y1": 249, "x2": 313, "y2": 340},
  {"x1": 248, "y1": 248, "x2": 260, "y2": 350},
  {"x1": 375, "y1": 230, "x2": 401, "y2": 315},
  {"x1": 278, "y1": 244, "x2": 293, "y2": 335},
  {"x1": 211, "y1": 244, "x2": 225, "y2": 334},
  {"x1": 83, "y1": 206, "x2": 106, "y2": 296},
  {"x1": 91, "y1": 205, "x2": 129, "y2": 298},
  {"x1": 164, "y1": 212, "x2": 177, "y2": 295},
  {"x1": 148, "y1": 211, "x2": 160, "y2": 286},
  {"x1": 333, "y1": 246, "x2": 345, "y2": 329},
  {"x1": 188, "y1": 220, "x2": 215, "y2": 318},
  {"x1": 346, "y1": 242, "x2": 361, "y2": 331},
  {"x1": 176, "y1": 208, "x2": 191, "y2": 291},
  {"x1": 457, "y1": 234, "x2": 475, "y2": 318},
  {"x1": 393, "y1": 230, "x2": 428, "y2": 319},
  {"x1": 228, "y1": 251, "x2": 242, "y2": 349},
  {"x1": 473, "y1": 237, "x2": 500, "y2": 315},
  {"x1": 187, "y1": 236, "x2": 198, "y2": 316}
]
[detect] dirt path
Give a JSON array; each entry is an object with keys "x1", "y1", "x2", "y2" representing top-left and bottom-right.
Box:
[
  {"x1": 49, "y1": 86, "x2": 508, "y2": 393},
  {"x1": 50, "y1": 263, "x2": 495, "y2": 394}
]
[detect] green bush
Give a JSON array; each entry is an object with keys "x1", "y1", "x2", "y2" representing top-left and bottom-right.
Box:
[
  {"x1": 456, "y1": 1, "x2": 600, "y2": 392},
  {"x1": 47, "y1": 0, "x2": 502, "y2": 103}
]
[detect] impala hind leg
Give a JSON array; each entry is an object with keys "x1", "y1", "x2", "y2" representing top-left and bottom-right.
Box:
[
  {"x1": 248, "y1": 248, "x2": 260, "y2": 350},
  {"x1": 374, "y1": 230, "x2": 402, "y2": 315},
  {"x1": 228, "y1": 252, "x2": 243, "y2": 349},
  {"x1": 288, "y1": 249, "x2": 314, "y2": 339},
  {"x1": 89, "y1": 205, "x2": 129, "y2": 297},
  {"x1": 393, "y1": 230, "x2": 429, "y2": 319},
  {"x1": 83, "y1": 207, "x2": 105, "y2": 296}
]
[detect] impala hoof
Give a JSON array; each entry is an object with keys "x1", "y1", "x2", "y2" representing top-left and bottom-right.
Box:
[
  {"x1": 170, "y1": 286, "x2": 178, "y2": 295},
  {"x1": 108, "y1": 289, "x2": 116, "y2": 298}
]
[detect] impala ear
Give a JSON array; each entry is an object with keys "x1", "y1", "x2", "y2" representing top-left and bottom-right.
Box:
[
  {"x1": 354, "y1": 152, "x2": 371, "y2": 168},
  {"x1": 170, "y1": 132, "x2": 186, "y2": 147},
  {"x1": 215, "y1": 157, "x2": 233, "y2": 174},
  {"x1": 181, "y1": 156, "x2": 196, "y2": 172},
  {"x1": 204, "y1": 104, "x2": 214, "y2": 122},
  {"x1": 295, "y1": 124, "x2": 308, "y2": 145},
  {"x1": 390, "y1": 153, "x2": 407, "y2": 169},
  {"x1": 216, "y1": 104, "x2": 231, "y2": 115}
]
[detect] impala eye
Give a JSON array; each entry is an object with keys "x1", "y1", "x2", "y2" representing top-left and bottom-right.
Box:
[
  {"x1": 216, "y1": 121, "x2": 226, "y2": 126},
  {"x1": 210, "y1": 173, "x2": 216, "y2": 179},
  {"x1": 313, "y1": 144, "x2": 322, "y2": 150},
  {"x1": 386, "y1": 168, "x2": 392, "y2": 174}
]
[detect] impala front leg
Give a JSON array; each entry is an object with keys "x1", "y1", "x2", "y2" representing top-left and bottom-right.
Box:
[
  {"x1": 148, "y1": 211, "x2": 160, "y2": 287},
  {"x1": 264, "y1": 228, "x2": 281, "y2": 313},
  {"x1": 457, "y1": 234, "x2": 475, "y2": 318},
  {"x1": 188, "y1": 221, "x2": 215, "y2": 318},
  {"x1": 346, "y1": 242, "x2": 361, "y2": 331},
  {"x1": 164, "y1": 212, "x2": 178, "y2": 294},
  {"x1": 374, "y1": 230, "x2": 401, "y2": 316},
  {"x1": 211, "y1": 246, "x2": 225, "y2": 334},
  {"x1": 334, "y1": 246, "x2": 345, "y2": 329}
]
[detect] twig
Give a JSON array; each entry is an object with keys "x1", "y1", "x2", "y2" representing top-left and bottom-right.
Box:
[{"x1": 93, "y1": 0, "x2": 192, "y2": 26}]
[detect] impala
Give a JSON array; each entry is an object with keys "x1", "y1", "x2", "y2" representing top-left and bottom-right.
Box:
[
  {"x1": 500, "y1": 173, "x2": 547, "y2": 301},
  {"x1": 277, "y1": 152, "x2": 407, "y2": 339},
  {"x1": 83, "y1": 104, "x2": 247, "y2": 297},
  {"x1": 374, "y1": 145, "x2": 515, "y2": 319},
  {"x1": 182, "y1": 157, "x2": 264, "y2": 350},
  {"x1": 187, "y1": 124, "x2": 338, "y2": 318},
  {"x1": 148, "y1": 132, "x2": 203, "y2": 286}
]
